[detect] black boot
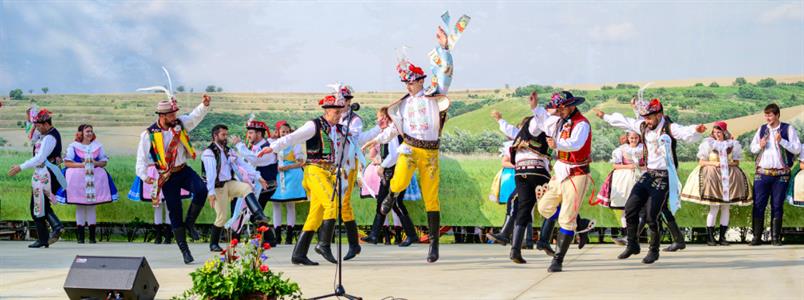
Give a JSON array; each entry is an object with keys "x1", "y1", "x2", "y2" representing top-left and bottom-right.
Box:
[
  {"x1": 29, "y1": 218, "x2": 50, "y2": 248},
  {"x1": 88, "y1": 225, "x2": 97, "y2": 244},
  {"x1": 314, "y1": 220, "x2": 338, "y2": 264},
  {"x1": 750, "y1": 217, "x2": 764, "y2": 246},
  {"x1": 184, "y1": 203, "x2": 203, "y2": 241},
  {"x1": 285, "y1": 225, "x2": 295, "y2": 245},
  {"x1": 344, "y1": 221, "x2": 362, "y2": 261},
  {"x1": 524, "y1": 223, "x2": 534, "y2": 249},
  {"x1": 380, "y1": 192, "x2": 400, "y2": 216},
  {"x1": 426, "y1": 212, "x2": 440, "y2": 263},
  {"x1": 383, "y1": 226, "x2": 392, "y2": 245},
  {"x1": 719, "y1": 225, "x2": 730, "y2": 246},
  {"x1": 152, "y1": 224, "x2": 164, "y2": 244},
  {"x1": 548, "y1": 232, "x2": 573, "y2": 273},
  {"x1": 163, "y1": 224, "x2": 174, "y2": 244},
  {"x1": 361, "y1": 214, "x2": 384, "y2": 244},
  {"x1": 662, "y1": 220, "x2": 686, "y2": 252},
  {"x1": 771, "y1": 217, "x2": 783, "y2": 246},
  {"x1": 536, "y1": 218, "x2": 556, "y2": 257},
  {"x1": 46, "y1": 212, "x2": 64, "y2": 245},
  {"x1": 209, "y1": 226, "x2": 224, "y2": 252},
  {"x1": 173, "y1": 227, "x2": 194, "y2": 264},
  {"x1": 706, "y1": 227, "x2": 717, "y2": 246},
  {"x1": 509, "y1": 225, "x2": 527, "y2": 264},
  {"x1": 394, "y1": 226, "x2": 403, "y2": 245},
  {"x1": 76, "y1": 225, "x2": 85, "y2": 244},
  {"x1": 245, "y1": 193, "x2": 270, "y2": 225},
  {"x1": 262, "y1": 227, "x2": 278, "y2": 248},
  {"x1": 398, "y1": 214, "x2": 419, "y2": 247},
  {"x1": 486, "y1": 215, "x2": 514, "y2": 245},
  {"x1": 275, "y1": 226, "x2": 284, "y2": 245},
  {"x1": 576, "y1": 218, "x2": 591, "y2": 249},
  {"x1": 291, "y1": 231, "x2": 319, "y2": 266},
  {"x1": 618, "y1": 225, "x2": 640, "y2": 259},
  {"x1": 642, "y1": 228, "x2": 660, "y2": 264}
]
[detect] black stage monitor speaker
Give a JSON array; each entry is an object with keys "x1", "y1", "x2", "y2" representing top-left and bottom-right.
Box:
[{"x1": 63, "y1": 255, "x2": 159, "y2": 300}]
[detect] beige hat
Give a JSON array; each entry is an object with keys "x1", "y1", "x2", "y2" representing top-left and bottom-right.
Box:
[{"x1": 155, "y1": 99, "x2": 179, "y2": 114}]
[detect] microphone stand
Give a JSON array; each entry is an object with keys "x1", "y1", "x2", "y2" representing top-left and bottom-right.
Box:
[{"x1": 310, "y1": 103, "x2": 362, "y2": 300}]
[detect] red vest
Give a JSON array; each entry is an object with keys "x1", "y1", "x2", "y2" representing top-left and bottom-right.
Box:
[{"x1": 557, "y1": 111, "x2": 592, "y2": 166}]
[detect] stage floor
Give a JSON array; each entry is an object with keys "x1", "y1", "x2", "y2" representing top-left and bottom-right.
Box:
[{"x1": 0, "y1": 241, "x2": 802, "y2": 299}]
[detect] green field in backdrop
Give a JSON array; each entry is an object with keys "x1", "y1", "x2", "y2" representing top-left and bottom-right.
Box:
[{"x1": 1, "y1": 151, "x2": 801, "y2": 227}]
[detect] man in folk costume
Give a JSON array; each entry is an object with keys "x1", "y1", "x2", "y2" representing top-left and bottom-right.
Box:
[
  {"x1": 749, "y1": 103, "x2": 801, "y2": 246},
  {"x1": 364, "y1": 24, "x2": 463, "y2": 264},
  {"x1": 529, "y1": 91, "x2": 596, "y2": 272},
  {"x1": 8, "y1": 107, "x2": 66, "y2": 248},
  {"x1": 135, "y1": 70, "x2": 211, "y2": 264},
  {"x1": 595, "y1": 98, "x2": 705, "y2": 264},
  {"x1": 203, "y1": 124, "x2": 271, "y2": 252},
  {"x1": 233, "y1": 117, "x2": 280, "y2": 246}
]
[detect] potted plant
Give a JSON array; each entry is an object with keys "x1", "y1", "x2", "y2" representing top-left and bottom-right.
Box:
[{"x1": 173, "y1": 226, "x2": 302, "y2": 300}]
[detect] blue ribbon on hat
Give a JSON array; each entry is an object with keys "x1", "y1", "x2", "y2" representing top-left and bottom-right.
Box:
[{"x1": 660, "y1": 134, "x2": 682, "y2": 214}]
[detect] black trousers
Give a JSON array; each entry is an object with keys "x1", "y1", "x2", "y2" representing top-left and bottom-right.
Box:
[
  {"x1": 161, "y1": 166, "x2": 208, "y2": 229},
  {"x1": 513, "y1": 168, "x2": 551, "y2": 226},
  {"x1": 625, "y1": 171, "x2": 669, "y2": 233}
]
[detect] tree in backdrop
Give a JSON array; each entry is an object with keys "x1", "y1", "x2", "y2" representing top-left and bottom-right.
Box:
[
  {"x1": 756, "y1": 78, "x2": 777, "y2": 88},
  {"x1": 205, "y1": 85, "x2": 217, "y2": 93},
  {"x1": 176, "y1": 86, "x2": 185, "y2": 93},
  {"x1": 41, "y1": 87, "x2": 49, "y2": 94},
  {"x1": 733, "y1": 77, "x2": 748, "y2": 86},
  {"x1": 9, "y1": 89, "x2": 24, "y2": 100}
]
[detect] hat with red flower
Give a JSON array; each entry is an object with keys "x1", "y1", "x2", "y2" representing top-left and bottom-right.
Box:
[
  {"x1": 545, "y1": 91, "x2": 586, "y2": 109},
  {"x1": 636, "y1": 98, "x2": 663, "y2": 117},
  {"x1": 319, "y1": 94, "x2": 345, "y2": 109},
  {"x1": 396, "y1": 59, "x2": 427, "y2": 83}
]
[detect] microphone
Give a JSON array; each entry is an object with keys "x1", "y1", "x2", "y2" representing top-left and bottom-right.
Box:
[{"x1": 350, "y1": 103, "x2": 360, "y2": 112}]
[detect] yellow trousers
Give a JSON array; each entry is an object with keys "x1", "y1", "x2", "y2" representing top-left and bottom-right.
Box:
[
  {"x1": 325, "y1": 168, "x2": 356, "y2": 222},
  {"x1": 300, "y1": 165, "x2": 357, "y2": 231},
  {"x1": 390, "y1": 146, "x2": 440, "y2": 212},
  {"x1": 211, "y1": 181, "x2": 253, "y2": 227},
  {"x1": 537, "y1": 175, "x2": 591, "y2": 232}
]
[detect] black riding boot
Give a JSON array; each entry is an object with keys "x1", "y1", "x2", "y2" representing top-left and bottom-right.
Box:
[
  {"x1": 344, "y1": 221, "x2": 362, "y2": 261},
  {"x1": 76, "y1": 225, "x2": 85, "y2": 244},
  {"x1": 576, "y1": 218, "x2": 591, "y2": 249},
  {"x1": 509, "y1": 225, "x2": 527, "y2": 264},
  {"x1": 184, "y1": 203, "x2": 204, "y2": 241},
  {"x1": 426, "y1": 212, "x2": 440, "y2": 263},
  {"x1": 152, "y1": 224, "x2": 163, "y2": 244},
  {"x1": 383, "y1": 226, "x2": 392, "y2": 245},
  {"x1": 750, "y1": 217, "x2": 764, "y2": 246},
  {"x1": 291, "y1": 231, "x2": 319, "y2": 266},
  {"x1": 314, "y1": 220, "x2": 338, "y2": 264},
  {"x1": 361, "y1": 214, "x2": 384, "y2": 244},
  {"x1": 285, "y1": 225, "x2": 295, "y2": 245},
  {"x1": 398, "y1": 214, "x2": 419, "y2": 247},
  {"x1": 524, "y1": 223, "x2": 534, "y2": 249},
  {"x1": 662, "y1": 220, "x2": 686, "y2": 252},
  {"x1": 174, "y1": 227, "x2": 194, "y2": 264},
  {"x1": 209, "y1": 226, "x2": 224, "y2": 252},
  {"x1": 88, "y1": 225, "x2": 97, "y2": 243},
  {"x1": 771, "y1": 217, "x2": 783, "y2": 246},
  {"x1": 29, "y1": 218, "x2": 49, "y2": 248},
  {"x1": 618, "y1": 224, "x2": 640, "y2": 259},
  {"x1": 394, "y1": 226, "x2": 403, "y2": 245},
  {"x1": 46, "y1": 211, "x2": 64, "y2": 245},
  {"x1": 706, "y1": 227, "x2": 717, "y2": 246},
  {"x1": 547, "y1": 232, "x2": 573, "y2": 273},
  {"x1": 380, "y1": 192, "x2": 400, "y2": 216},
  {"x1": 536, "y1": 218, "x2": 556, "y2": 257},
  {"x1": 487, "y1": 215, "x2": 514, "y2": 245},
  {"x1": 719, "y1": 225, "x2": 730, "y2": 246},
  {"x1": 245, "y1": 193, "x2": 270, "y2": 225},
  {"x1": 642, "y1": 228, "x2": 661, "y2": 264},
  {"x1": 275, "y1": 225, "x2": 284, "y2": 245}
]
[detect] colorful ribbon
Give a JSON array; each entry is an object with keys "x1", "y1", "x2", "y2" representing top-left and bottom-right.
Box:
[{"x1": 660, "y1": 134, "x2": 682, "y2": 214}]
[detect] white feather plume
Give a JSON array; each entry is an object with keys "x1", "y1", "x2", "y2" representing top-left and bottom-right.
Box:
[
  {"x1": 638, "y1": 82, "x2": 654, "y2": 103},
  {"x1": 161, "y1": 66, "x2": 174, "y2": 96},
  {"x1": 136, "y1": 86, "x2": 171, "y2": 101}
]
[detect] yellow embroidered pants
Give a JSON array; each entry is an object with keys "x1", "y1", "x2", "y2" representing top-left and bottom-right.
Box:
[{"x1": 390, "y1": 146, "x2": 440, "y2": 212}]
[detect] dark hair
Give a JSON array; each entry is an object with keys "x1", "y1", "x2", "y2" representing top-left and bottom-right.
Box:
[
  {"x1": 75, "y1": 124, "x2": 96, "y2": 142},
  {"x1": 764, "y1": 103, "x2": 780, "y2": 116},
  {"x1": 211, "y1": 124, "x2": 228, "y2": 138}
]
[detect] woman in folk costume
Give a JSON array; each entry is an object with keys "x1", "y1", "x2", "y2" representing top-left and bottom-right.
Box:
[
  {"x1": 134, "y1": 67, "x2": 211, "y2": 264},
  {"x1": 361, "y1": 107, "x2": 419, "y2": 247},
  {"x1": 364, "y1": 15, "x2": 471, "y2": 263},
  {"x1": 788, "y1": 145, "x2": 804, "y2": 207},
  {"x1": 681, "y1": 121, "x2": 751, "y2": 245},
  {"x1": 270, "y1": 121, "x2": 307, "y2": 244},
  {"x1": 8, "y1": 106, "x2": 66, "y2": 248},
  {"x1": 56, "y1": 124, "x2": 118, "y2": 244},
  {"x1": 596, "y1": 131, "x2": 645, "y2": 245}
]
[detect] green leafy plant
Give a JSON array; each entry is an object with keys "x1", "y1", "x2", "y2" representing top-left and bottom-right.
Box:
[{"x1": 173, "y1": 226, "x2": 302, "y2": 300}]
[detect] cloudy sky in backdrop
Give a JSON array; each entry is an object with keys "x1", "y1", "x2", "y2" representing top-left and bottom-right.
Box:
[{"x1": 0, "y1": 0, "x2": 802, "y2": 94}]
